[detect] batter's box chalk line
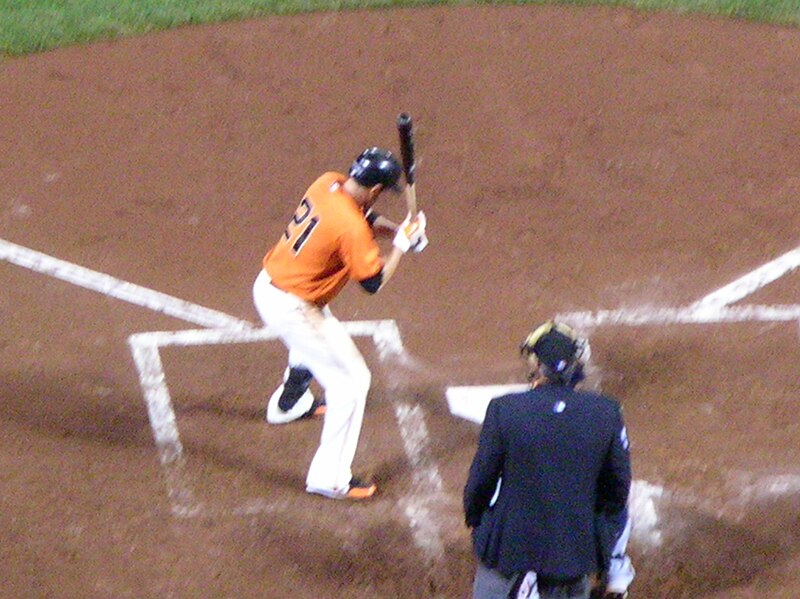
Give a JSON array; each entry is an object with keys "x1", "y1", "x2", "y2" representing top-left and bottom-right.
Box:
[
  {"x1": 128, "y1": 321, "x2": 449, "y2": 565},
  {"x1": 0, "y1": 238, "x2": 446, "y2": 564},
  {"x1": 127, "y1": 320, "x2": 406, "y2": 473}
]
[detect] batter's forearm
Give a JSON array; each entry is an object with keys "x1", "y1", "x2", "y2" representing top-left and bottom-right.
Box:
[
  {"x1": 373, "y1": 213, "x2": 399, "y2": 233},
  {"x1": 377, "y1": 247, "x2": 404, "y2": 290},
  {"x1": 365, "y1": 211, "x2": 398, "y2": 238}
]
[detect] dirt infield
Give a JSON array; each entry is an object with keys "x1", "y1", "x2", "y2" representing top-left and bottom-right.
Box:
[{"x1": 2, "y1": 4, "x2": 800, "y2": 598}]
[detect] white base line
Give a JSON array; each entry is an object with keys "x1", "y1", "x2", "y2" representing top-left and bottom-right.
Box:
[
  {"x1": 128, "y1": 337, "x2": 183, "y2": 464},
  {"x1": 556, "y1": 304, "x2": 800, "y2": 328},
  {"x1": 0, "y1": 237, "x2": 253, "y2": 330},
  {"x1": 692, "y1": 245, "x2": 800, "y2": 310},
  {"x1": 556, "y1": 244, "x2": 800, "y2": 329}
]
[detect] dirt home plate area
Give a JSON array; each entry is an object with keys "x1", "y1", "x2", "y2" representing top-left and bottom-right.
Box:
[{"x1": 2, "y1": 4, "x2": 800, "y2": 598}]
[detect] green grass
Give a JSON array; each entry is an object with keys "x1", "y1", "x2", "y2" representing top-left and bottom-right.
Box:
[
  {"x1": 567, "y1": 0, "x2": 800, "y2": 24},
  {"x1": 1, "y1": 0, "x2": 799, "y2": 56}
]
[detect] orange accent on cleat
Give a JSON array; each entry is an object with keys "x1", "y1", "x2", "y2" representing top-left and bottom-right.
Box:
[
  {"x1": 344, "y1": 478, "x2": 377, "y2": 500},
  {"x1": 306, "y1": 477, "x2": 377, "y2": 501}
]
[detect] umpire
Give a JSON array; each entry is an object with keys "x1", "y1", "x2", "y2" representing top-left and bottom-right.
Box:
[{"x1": 463, "y1": 321, "x2": 632, "y2": 599}]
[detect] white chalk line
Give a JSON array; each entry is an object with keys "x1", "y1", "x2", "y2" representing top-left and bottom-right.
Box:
[
  {"x1": 557, "y1": 304, "x2": 800, "y2": 328},
  {"x1": 128, "y1": 320, "x2": 448, "y2": 565},
  {"x1": 11, "y1": 236, "x2": 796, "y2": 561},
  {"x1": 691, "y1": 245, "x2": 800, "y2": 311},
  {"x1": 2, "y1": 238, "x2": 447, "y2": 561},
  {"x1": 733, "y1": 472, "x2": 800, "y2": 503},
  {"x1": 446, "y1": 244, "x2": 800, "y2": 549},
  {"x1": 395, "y1": 402, "x2": 446, "y2": 562},
  {"x1": 567, "y1": 246, "x2": 800, "y2": 543},
  {"x1": 0, "y1": 237, "x2": 249, "y2": 516},
  {"x1": 129, "y1": 319, "x2": 401, "y2": 353},
  {"x1": 0, "y1": 237, "x2": 253, "y2": 330},
  {"x1": 127, "y1": 320, "x2": 409, "y2": 472},
  {"x1": 556, "y1": 243, "x2": 800, "y2": 328},
  {"x1": 128, "y1": 337, "x2": 184, "y2": 465},
  {"x1": 628, "y1": 481, "x2": 664, "y2": 547}
]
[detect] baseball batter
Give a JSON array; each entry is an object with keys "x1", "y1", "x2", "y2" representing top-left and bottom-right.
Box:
[{"x1": 252, "y1": 147, "x2": 427, "y2": 501}]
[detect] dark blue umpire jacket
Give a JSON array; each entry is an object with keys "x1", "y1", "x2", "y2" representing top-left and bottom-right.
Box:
[{"x1": 463, "y1": 384, "x2": 631, "y2": 580}]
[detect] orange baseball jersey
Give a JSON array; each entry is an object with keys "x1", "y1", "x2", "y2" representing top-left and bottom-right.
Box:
[{"x1": 263, "y1": 172, "x2": 383, "y2": 307}]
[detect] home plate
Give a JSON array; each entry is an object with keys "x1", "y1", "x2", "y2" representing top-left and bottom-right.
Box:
[{"x1": 445, "y1": 384, "x2": 528, "y2": 424}]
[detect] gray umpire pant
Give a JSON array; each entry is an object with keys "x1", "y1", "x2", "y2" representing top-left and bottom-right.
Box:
[{"x1": 472, "y1": 561, "x2": 591, "y2": 599}]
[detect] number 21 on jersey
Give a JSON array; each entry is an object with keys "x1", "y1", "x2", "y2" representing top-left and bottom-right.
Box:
[{"x1": 283, "y1": 197, "x2": 319, "y2": 254}]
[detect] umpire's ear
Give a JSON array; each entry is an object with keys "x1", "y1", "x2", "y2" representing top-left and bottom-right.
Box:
[{"x1": 524, "y1": 353, "x2": 541, "y2": 382}]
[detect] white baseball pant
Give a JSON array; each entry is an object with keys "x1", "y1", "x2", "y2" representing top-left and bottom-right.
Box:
[
  {"x1": 252, "y1": 269, "x2": 371, "y2": 493},
  {"x1": 606, "y1": 512, "x2": 635, "y2": 593}
]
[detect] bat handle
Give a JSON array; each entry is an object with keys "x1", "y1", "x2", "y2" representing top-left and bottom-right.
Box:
[{"x1": 405, "y1": 183, "x2": 418, "y2": 218}]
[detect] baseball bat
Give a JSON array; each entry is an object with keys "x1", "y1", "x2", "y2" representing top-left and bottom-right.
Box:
[{"x1": 396, "y1": 112, "x2": 418, "y2": 217}]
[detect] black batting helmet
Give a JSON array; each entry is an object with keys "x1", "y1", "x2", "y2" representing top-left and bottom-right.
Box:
[{"x1": 348, "y1": 147, "x2": 402, "y2": 190}]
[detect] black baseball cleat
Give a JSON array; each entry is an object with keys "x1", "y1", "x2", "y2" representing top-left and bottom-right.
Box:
[
  {"x1": 267, "y1": 367, "x2": 324, "y2": 424},
  {"x1": 277, "y1": 367, "x2": 314, "y2": 411}
]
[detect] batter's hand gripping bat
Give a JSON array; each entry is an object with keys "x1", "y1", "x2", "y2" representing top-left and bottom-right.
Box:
[{"x1": 396, "y1": 113, "x2": 418, "y2": 217}]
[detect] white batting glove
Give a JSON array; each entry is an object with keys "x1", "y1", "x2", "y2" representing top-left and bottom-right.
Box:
[
  {"x1": 411, "y1": 231, "x2": 428, "y2": 253},
  {"x1": 393, "y1": 210, "x2": 427, "y2": 254},
  {"x1": 410, "y1": 210, "x2": 428, "y2": 253}
]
